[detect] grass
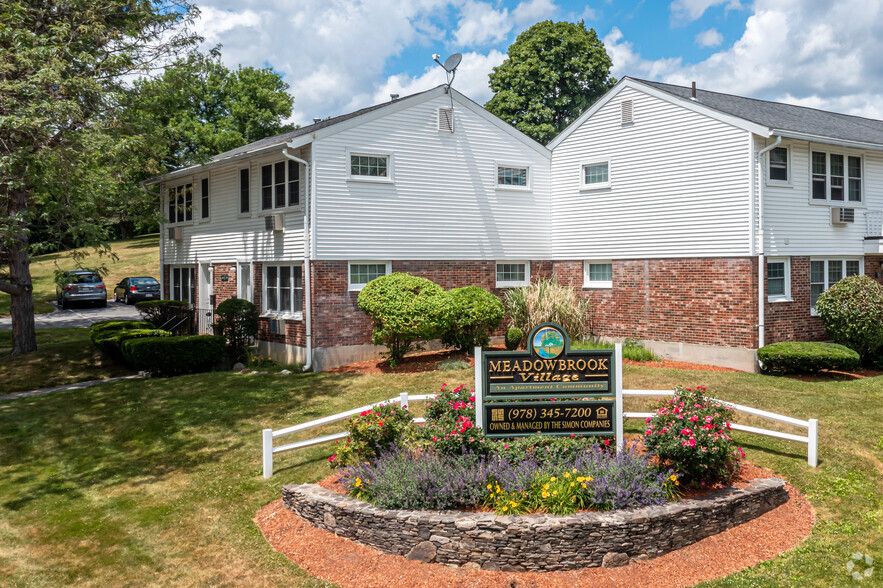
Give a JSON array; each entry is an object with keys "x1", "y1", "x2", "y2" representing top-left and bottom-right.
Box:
[
  {"x1": 0, "y1": 328, "x2": 133, "y2": 394},
  {"x1": 0, "y1": 234, "x2": 160, "y2": 317},
  {"x1": 0, "y1": 364, "x2": 881, "y2": 586}
]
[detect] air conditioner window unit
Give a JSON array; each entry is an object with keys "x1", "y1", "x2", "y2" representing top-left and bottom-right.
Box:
[
  {"x1": 265, "y1": 213, "x2": 284, "y2": 231},
  {"x1": 168, "y1": 226, "x2": 183, "y2": 241},
  {"x1": 268, "y1": 318, "x2": 284, "y2": 334},
  {"x1": 831, "y1": 207, "x2": 855, "y2": 225}
]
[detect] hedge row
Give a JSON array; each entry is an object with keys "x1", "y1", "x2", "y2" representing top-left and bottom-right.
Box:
[
  {"x1": 121, "y1": 335, "x2": 226, "y2": 377},
  {"x1": 757, "y1": 341, "x2": 860, "y2": 374}
]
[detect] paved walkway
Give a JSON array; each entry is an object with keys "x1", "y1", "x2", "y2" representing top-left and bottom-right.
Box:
[
  {"x1": 0, "y1": 301, "x2": 142, "y2": 330},
  {"x1": 0, "y1": 374, "x2": 144, "y2": 402}
]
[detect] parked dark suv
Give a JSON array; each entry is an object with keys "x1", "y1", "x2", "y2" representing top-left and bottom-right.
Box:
[
  {"x1": 113, "y1": 276, "x2": 161, "y2": 304},
  {"x1": 56, "y1": 270, "x2": 107, "y2": 309}
]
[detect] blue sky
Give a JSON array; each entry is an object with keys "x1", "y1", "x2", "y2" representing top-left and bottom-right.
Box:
[{"x1": 193, "y1": 0, "x2": 883, "y2": 126}]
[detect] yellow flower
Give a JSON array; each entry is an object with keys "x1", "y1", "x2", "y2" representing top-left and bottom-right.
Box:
[
  {"x1": 670, "y1": 475, "x2": 677, "y2": 481},
  {"x1": 564, "y1": 472, "x2": 571, "y2": 478},
  {"x1": 354, "y1": 477, "x2": 362, "y2": 487},
  {"x1": 551, "y1": 476, "x2": 557, "y2": 482},
  {"x1": 552, "y1": 491, "x2": 558, "y2": 496},
  {"x1": 570, "y1": 482, "x2": 575, "y2": 487},
  {"x1": 581, "y1": 483, "x2": 587, "y2": 489},
  {"x1": 587, "y1": 477, "x2": 593, "y2": 482},
  {"x1": 572, "y1": 468, "x2": 577, "y2": 473},
  {"x1": 487, "y1": 484, "x2": 492, "y2": 490},
  {"x1": 675, "y1": 481, "x2": 679, "y2": 486},
  {"x1": 502, "y1": 506, "x2": 508, "y2": 512}
]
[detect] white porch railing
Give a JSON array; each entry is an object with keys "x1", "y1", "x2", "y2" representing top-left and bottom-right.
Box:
[{"x1": 261, "y1": 389, "x2": 818, "y2": 478}]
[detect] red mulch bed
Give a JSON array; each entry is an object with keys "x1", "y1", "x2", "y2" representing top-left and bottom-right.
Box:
[
  {"x1": 324, "y1": 348, "x2": 743, "y2": 375},
  {"x1": 257, "y1": 462, "x2": 814, "y2": 587}
]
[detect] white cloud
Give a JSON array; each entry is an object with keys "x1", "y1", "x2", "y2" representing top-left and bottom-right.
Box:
[
  {"x1": 670, "y1": 0, "x2": 742, "y2": 23},
  {"x1": 608, "y1": 0, "x2": 883, "y2": 118},
  {"x1": 454, "y1": 1, "x2": 512, "y2": 46},
  {"x1": 512, "y1": 0, "x2": 557, "y2": 25},
  {"x1": 695, "y1": 28, "x2": 723, "y2": 47}
]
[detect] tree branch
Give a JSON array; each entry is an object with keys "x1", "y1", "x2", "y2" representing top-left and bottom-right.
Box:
[{"x1": 0, "y1": 278, "x2": 23, "y2": 296}]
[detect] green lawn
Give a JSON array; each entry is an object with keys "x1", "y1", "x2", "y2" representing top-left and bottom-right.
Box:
[
  {"x1": 0, "y1": 328, "x2": 133, "y2": 394},
  {"x1": 0, "y1": 365, "x2": 881, "y2": 586},
  {"x1": 0, "y1": 234, "x2": 160, "y2": 317}
]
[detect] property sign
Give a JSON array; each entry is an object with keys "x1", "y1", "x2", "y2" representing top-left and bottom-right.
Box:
[{"x1": 475, "y1": 323, "x2": 621, "y2": 441}]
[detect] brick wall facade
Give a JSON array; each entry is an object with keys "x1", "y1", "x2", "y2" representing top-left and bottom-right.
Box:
[
  {"x1": 867, "y1": 255, "x2": 883, "y2": 285},
  {"x1": 764, "y1": 257, "x2": 826, "y2": 344}
]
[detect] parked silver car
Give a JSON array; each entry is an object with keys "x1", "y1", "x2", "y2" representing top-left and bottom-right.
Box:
[{"x1": 56, "y1": 270, "x2": 108, "y2": 309}]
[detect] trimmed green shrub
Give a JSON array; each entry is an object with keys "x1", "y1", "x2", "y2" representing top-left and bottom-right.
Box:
[
  {"x1": 357, "y1": 273, "x2": 450, "y2": 368},
  {"x1": 93, "y1": 327, "x2": 172, "y2": 362},
  {"x1": 89, "y1": 320, "x2": 154, "y2": 346},
  {"x1": 214, "y1": 298, "x2": 259, "y2": 361},
  {"x1": 816, "y1": 275, "x2": 883, "y2": 362},
  {"x1": 121, "y1": 335, "x2": 226, "y2": 376},
  {"x1": 438, "y1": 359, "x2": 470, "y2": 371},
  {"x1": 505, "y1": 327, "x2": 522, "y2": 350},
  {"x1": 504, "y1": 279, "x2": 591, "y2": 345},
  {"x1": 572, "y1": 337, "x2": 660, "y2": 362},
  {"x1": 757, "y1": 341, "x2": 860, "y2": 374},
  {"x1": 135, "y1": 299, "x2": 195, "y2": 334},
  {"x1": 440, "y1": 286, "x2": 504, "y2": 351}
]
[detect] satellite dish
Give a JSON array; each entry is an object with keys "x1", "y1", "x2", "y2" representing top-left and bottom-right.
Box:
[{"x1": 442, "y1": 53, "x2": 462, "y2": 73}]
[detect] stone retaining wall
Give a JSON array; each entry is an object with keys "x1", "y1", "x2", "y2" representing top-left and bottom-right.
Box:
[{"x1": 282, "y1": 477, "x2": 788, "y2": 572}]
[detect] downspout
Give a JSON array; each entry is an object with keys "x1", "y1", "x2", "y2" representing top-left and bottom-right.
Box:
[
  {"x1": 754, "y1": 135, "x2": 782, "y2": 353},
  {"x1": 282, "y1": 148, "x2": 313, "y2": 371},
  {"x1": 140, "y1": 181, "x2": 165, "y2": 298}
]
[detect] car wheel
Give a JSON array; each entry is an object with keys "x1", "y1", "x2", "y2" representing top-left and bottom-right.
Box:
[
  {"x1": 61, "y1": 297, "x2": 68, "y2": 310},
  {"x1": 100, "y1": 299, "x2": 108, "y2": 308}
]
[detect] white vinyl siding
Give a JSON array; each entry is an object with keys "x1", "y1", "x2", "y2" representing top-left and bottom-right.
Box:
[
  {"x1": 496, "y1": 261, "x2": 529, "y2": 287},
  {"x1": 313, "y1": 93, "x2": 550, "y2": 260},
  {"x1": 161, "y1": 146, "x2": 309, "y2": 266},
  {"x1": 551, "y1": 86, "x2": 752, "y2": 259},
  {"x1": 761, "y1": 138, "x2": 880, "y2": 257},
  {"x1": 348, "y1": 262, "x2": 390, "y2": 291}
]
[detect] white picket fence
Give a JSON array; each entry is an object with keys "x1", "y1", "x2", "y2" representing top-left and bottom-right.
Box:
[{"x1": 261, "y1": 388, "x2": 818, "y2": 478}]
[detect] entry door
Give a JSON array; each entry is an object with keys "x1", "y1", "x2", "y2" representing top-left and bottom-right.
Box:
[
  {"x1": 238, "y1": 263, "x2": 253, "y2": 302},
  {"x1": 198, "y1": 263, "x2": 213, "y2": 334}
]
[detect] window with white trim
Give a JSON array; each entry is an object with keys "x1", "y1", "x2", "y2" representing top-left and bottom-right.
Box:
[
  {"x1": 495, "y1": 262, "x2": 530, "y2": 288},
  {"x1": 581, "y1": 160, "x2": 610, "y2": 189},
  {"x1": 348, "y1": 262, "x2": 390, "y2": 291},
  {"x1": 496, "y1": 165, "x2": 528, "y2": 188},
  {"x1": 261, "y1": 161, "x2": 301, "y2": 210},
  {"x1": 200, "y1": 178, "x2": 209, "y2": 219},
  {"x1": 264, "y1": 264, "x2": 303, "y2": 315},
  {"x1": 171, "y1": 266, "x2": 195, "y2": 304},
  {"x1": 768, "y1": 147, "x2": 788, "y2": 182},
  {"x1": 583, "y1": 261, "x2": 612, "y2": 289},
  {"x1": 810, "y1": 258, "x2": 862, "y2": 312},
  {"x1": 766, "y1": 258, "x2": 791, "y2": 302},
  {"x1": 167, "y1": 183, "x2": 193, "y2": 224},
  {"x1": 349, "y1": 154, "x2": 389, "y2": 179},
  {"x1": 239, "y1": 168, "x2": 250, "y2": 213},
  {"x1": 811, "y1": 151, "x2": 861, "y2": 202}
]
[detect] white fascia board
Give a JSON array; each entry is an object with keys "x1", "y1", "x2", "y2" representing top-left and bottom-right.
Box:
[
  {"x1": 144, "y1": 142, "x2": 294, "y2": 186},
  {"x1": 548, "y1": 78, "x2": 773, "y2": 150},
  {"x1": 772, "y1": 129, "x2": 883, "y2": 152},
  {"x1": 450, "y1": 89, "x2": 551, "y2": 158}
]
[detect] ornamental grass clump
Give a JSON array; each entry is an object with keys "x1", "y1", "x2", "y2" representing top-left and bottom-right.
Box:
[
  {"x1": 329, "y1": 402, "x2": 415, "y2": 467},
  {"x1": 504, "y1": 279, "x2": 591, "y2": 345},
  {"x1": 421, "y1": 383, "x2": 489, "y2": 455},
  {"x1": 642, "y1": 385, "x2": 742, "y2": 487}
]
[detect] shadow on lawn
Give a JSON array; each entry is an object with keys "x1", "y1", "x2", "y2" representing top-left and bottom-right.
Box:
[{"x1": 0, "y1": 372, "x2": 352, "y2": 510}]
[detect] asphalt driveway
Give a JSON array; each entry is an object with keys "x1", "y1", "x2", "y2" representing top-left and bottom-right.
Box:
[{"x1": 0, "y1": 301, "x2": 143, "y2": 330}]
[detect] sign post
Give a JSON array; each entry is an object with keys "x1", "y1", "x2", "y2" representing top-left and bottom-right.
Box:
[{"x1": 479, "y1": 323, "x2": 620, "y2": 445}]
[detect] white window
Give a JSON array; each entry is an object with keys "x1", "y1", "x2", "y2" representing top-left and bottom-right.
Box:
[
  {"x1": 264, "y1": 264, "x2": 304, "y2": 316},
  {"x1": 167, "y1": 183, "x2": 193, "y2": 224},
  {"x1": 348, "y1": 262, "x2": 391, "y2": 291},
  {"x1": 766, "y1": 258, "x2": 791, "y2": 302},
  {"x1": 200, "y1": 178, "x2": 210, "y2": 220},
  {"x1": 261, "y1": 161, "x2": 301, "y2": 210},
  {"x1": 239, "y1": 168, "x2": 250, "y2": 214},
  {"x1": 811, "y1": 151, "x2": 862, "y2": 203},
  {"x1": 496, "y1": 164, "x2": 529, "y2": 190},
  {"x1": 583, "y1": 261, "x2": 613, "y2": 289},
  {"x1": 768, "y1": 147, "x2": 789, "y2": 183},
  {"x1": 496, "y1": 262, "x2": 530, "y2": 288},
  {"x1": 348, "y1": 152, "x2": 392, "y2": 182},
  {"x1": 581, "y1": 160, "x2": 610, "y2": 189},
  {"x1": 238, "y1": 263, "x2": 253, "y2": 302},
  {"x1": 810, "y1": 258, "x2": 862, "y2": 312},
  {"x1": 171, "y1": 266, "x2": 195, "y2": 304}
]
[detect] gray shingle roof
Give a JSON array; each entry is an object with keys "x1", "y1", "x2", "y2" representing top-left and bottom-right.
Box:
[{"x1": 632, "y1": 78, "x2": 883, "y2": 147}]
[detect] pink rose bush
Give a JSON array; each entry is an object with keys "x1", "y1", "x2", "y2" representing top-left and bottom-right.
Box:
[
  {"x1": 642, "y1": 385, "x2": 742, "y2": 486},
  {"x1": 330, "y1": 401, "x2": 415, "y2": 467},
  {"x1": 422, "y1": 383, "x2": 488, "y2": 455}
]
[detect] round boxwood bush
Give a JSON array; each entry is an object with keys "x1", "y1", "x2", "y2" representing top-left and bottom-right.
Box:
[
  {"x1": 505, "y1": 327, "x2": 523, "y2": 350},
  {"x1": 816, "y1": 274, "x2": 883, "y2": 362},
  {"x1": 357, "y1": 273, "x2": 450, "y2": 368},
  {"x1": 440, "y1": 286, "x2": 504, "y2": 351},
  {"x1": 757, "y1": 341, "x2": 860, "y2": 374},
  {"x1": 214, "y1": 298, "x2": 259, "y2": 361}
]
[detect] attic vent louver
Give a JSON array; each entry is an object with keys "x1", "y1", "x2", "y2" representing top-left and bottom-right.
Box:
[
  {"x1": 438, "y1": 107, "x2": 454, "y2": 132},
  {"x1": 621, "y1": 100, "x2": 634, "y2": 125}
]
